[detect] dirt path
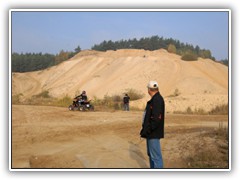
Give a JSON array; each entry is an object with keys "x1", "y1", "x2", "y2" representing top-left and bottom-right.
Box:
[{"x1": 11, "y1": 105, "x2": 228, "y2": 169}]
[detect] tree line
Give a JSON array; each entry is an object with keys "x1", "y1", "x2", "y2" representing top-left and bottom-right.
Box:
[
  {"x1": 91, "y1": 35, "x2": 215, "y2": 61},
  {"x1": 12, "y1": 36, "x2": 228, "y2": 73},
  {"x1": 12, "y1": 46, "x2": 81, "y2": 72}
]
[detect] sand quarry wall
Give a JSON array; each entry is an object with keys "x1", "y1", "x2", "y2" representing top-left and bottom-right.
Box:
[{"x1": 12, "y1": 49, "x2": 228, "y2": 112}]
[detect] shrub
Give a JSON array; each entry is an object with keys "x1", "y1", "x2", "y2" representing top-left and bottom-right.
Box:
[
  {"x1": 181, "y1": 52, "x2": 198, "y2": 61},
  {"x1": 173, "y1": 107, "x2": 206, "y2": 115},
  {"x1": 112, "y1": 95, "x2": 122, "y2": 102},
  {"x1": 194, "y1": 108, "x2": 206, "y2": 115},
  {"x1": 34, "y1": 90, "x2": 51, "y2": 98},
  {"x1": 167, "y1": 44, "x2": 177, "y2": 54},
  {"x1": 92, "y1": 96, "x2": 102, "y2": 105},
  {"x1": 92, "y1": 90, "x2": 144, "y2": 111},
  {"x1": 53, "y1": 95, "x2": 72, "y2": 107},
  {"x1": 167, "y1": 88, "x2": 180, "y2": 98},
  {"x1": 209, "y1": 104, "x2": 228, "y2": 115},
  {"x1": 12, "y1": 93, "x2": 23, "y2": 104},
  {"x1": 186, "y1": 107, "x2": 193, "y2": 114},
  {"x1": 185, "y1": 127, "x2": 228, "y2": 168},
  {"x1": 113, "y1": 102, "x2": 122, "y2": 110},
  {"x1": 125, "y1": 88, "x2": 144, "y2": 100},
  {"x1": 173, "y1": 104, "x2": 228, "y2": 115}
]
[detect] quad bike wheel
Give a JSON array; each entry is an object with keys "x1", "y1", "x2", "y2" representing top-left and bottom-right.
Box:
[
  {"x1": 68, "y1": 105, "x2": 73, "y2": 111},
  {"x1": 89, "y1": 106, "x2": 94, "y2": 111},
  {"x1": 79, "y1": 106, "x2": 85, "y2": 111}
]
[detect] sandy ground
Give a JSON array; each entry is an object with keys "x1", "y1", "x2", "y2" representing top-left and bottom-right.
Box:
[
  {"x1": 12, "y1": 49, "x2": 228, "y2": 112},
  {"x1": 11, "y1": 105, "x2": 228, "y2": 169}
]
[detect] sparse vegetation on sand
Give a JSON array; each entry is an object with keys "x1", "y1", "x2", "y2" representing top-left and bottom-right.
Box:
[
  {"x1": 209, "y1": 104, "x2": 228, "y2": 115},
  {"x1": 167, "y1": 88, "x2": 180, "y2": 97},
  {"x1": 53, "y1": 95, "x2": 72, "y2": 107},
  {"x1": 12, "y1": 88, "x2": 144, "y2": 111},
  {"x1": 12, "y1": 105, "x2": 229, "y2": 168},
  {"x1": 173, "y1": 104, "x2": 228, "y2": 115},
  {"x1": 12, "y1": 48, "x2": 228, "y2": 114},
  {"x1": 174, "y1": 106, "x2": 206, "y2": 115},
  {"x1": 33, "y1": 90, "x2": 51, "y2": 98},
  {"x1": 184, "y1": 125, "x2": 228, "y2": 168},
  {"x1": 92, "y1": 89, "x2": 144, "y2": 111},
  {"x1": 12, "y1": 93, "x2": 23, "y2": 104},
  {"x1": 124, "y1": 88, "x2": 145, "y2": 100},
  {"x1": 13, "y1": 93, "x2": 72, "y2": 107}
]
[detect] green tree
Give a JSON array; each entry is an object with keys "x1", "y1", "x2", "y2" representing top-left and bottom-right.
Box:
[
  {"x1": 91, "y1": 35, "x2": 214, "y2": 61},
  {"x1": 12, "y1": 52, "x2": 55, "y2": 72},
  {"x1": 55, "y1": 50, "x2": 69, "y2": 65},
  {"x1": 167, "y1": 44, "x2": 177, "y2": 54},
  {"x1": 199, "y1": 49, "x2": 212, "y2": 59},
  {"x1": 74, "y1": 46, "x2": 81, "y2": 53},
  {"x1": 181, "y1": 50, "x2": 198, "y2": 61}
]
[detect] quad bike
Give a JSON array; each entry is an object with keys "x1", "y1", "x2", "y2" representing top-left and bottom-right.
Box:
[{"x1": 68, "y1": 99, "x2": 94, "y2": 111}]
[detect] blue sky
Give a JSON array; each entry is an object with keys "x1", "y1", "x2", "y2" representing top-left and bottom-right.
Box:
[{"x1": 11, "y1": 11, "x2": 229, "y2": 60}]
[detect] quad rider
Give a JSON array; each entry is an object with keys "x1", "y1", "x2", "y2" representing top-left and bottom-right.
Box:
[{"x1": 72, "y1": 90, "x2": 88, "y2": 107}]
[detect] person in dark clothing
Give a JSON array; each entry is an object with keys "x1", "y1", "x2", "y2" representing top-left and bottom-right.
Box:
[
  {"x1": 140, "y1": 81, "x2": 165, "y2": 168},
  {"x1": 123, "y1": 94, "x2": 130, "y2": 111},
  {"x1": 72, "y1": 95, "x2": 80, "y2": 107},
  {"x1": 78, "y1": 90, "x2": 88, "y2": 105},
  {"x1": 73, "y1": 90, "x2": 88, "y2": 106},
  {"x1": 80, "y1": 91, "x2": 88, "y2": 102}
]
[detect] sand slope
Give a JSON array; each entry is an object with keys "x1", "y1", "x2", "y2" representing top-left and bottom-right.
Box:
[{"x1": 12, "y1": 49, "x2": 228, "y2": 112}]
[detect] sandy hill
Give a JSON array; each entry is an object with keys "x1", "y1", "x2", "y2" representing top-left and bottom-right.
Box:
[{"x1": 12, "y1": 49, "x2": 228, "y2": 112}]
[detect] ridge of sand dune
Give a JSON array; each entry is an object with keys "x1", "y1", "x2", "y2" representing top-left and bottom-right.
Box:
[{"x1": 12, "y1": 49, "x2": 228, "y2": 112}]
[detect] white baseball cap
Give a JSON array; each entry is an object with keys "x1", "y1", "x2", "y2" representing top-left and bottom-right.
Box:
[{"x1": 147, "y1": 81, "x2": 159, "y2": 89}]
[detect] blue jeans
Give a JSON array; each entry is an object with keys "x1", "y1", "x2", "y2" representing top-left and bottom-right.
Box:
[
  {"x1": 146, "y1": 138, "x2": 163, "y2": 168},
  {"x1": 123, "y1": 103, "x2": 129, "y2": 111}
]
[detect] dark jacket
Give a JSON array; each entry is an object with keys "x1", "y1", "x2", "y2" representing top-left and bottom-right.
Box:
[
  {"x1": 81, "y1": 94, "x2": 88, "y2": 101},
  {"x1": 75, "y1": 94, "x2": 88, "y2": 101},
  {"x1": 140, "y1": 92, "x2": 165, "y2": 139},
  {"x1": 123, "y1": 95, "x2": 130, "y2": 104}
]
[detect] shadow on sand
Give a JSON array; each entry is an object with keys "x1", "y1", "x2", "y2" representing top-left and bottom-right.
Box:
[{"x1": 128, "y1": 141, "x2": 148, "y2": 168}]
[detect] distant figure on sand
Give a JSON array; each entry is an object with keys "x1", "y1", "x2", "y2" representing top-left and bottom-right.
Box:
[
  {"x1": 73, "y1": 90, "x2": 88, "y2": 106},
  {"x1": 123, "y1": 94, "x2": 130, "y2": 111},
  {"x1": 140, "y1": 81, "x2": 165, "y2": 168}
]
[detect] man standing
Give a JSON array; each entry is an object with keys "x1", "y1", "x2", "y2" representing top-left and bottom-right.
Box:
[
  {"x1": 140, "y1": 81, "x2": 165, "y2": 168},
  {"x1": 123, "y1": 94, "x2": 130, "y2": 111}
]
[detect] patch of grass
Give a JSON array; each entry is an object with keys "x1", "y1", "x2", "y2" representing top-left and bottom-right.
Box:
[
  {"x1": 13, "y1": 89, "x2": 145, "y2": 111},
  {"x1": 91, "y1": 94, "x2": 122, "y2": 111},
  {"x1": 216, "y1": 121, "x2": 228, "y2": 141},
  {"x1": 167, "y1": 88, "x2": 180, "y2": 98},
  {"x1": 22, "y1": 94, "x2": 72, "y2": 107},
  {"x1": 53, "y1": 95, "x2": 72, "y2": 107},
  {"x1": 124, "y1": 88, "x2": 145, "y2": 100},
  {"x1": 174, "y1": 104, "x2": 228, "y2": 115},
  {"x1": 174, "y1": 106, "x2": 207, "y2": 115},
  {"x1": 24, "y1": 96, "x2": 55, "y2": 106},
  {"x1": 12, "y1": 93, "x2": 23, "y2": 104},
  {"x1": 186, "y1": 150, "x2": 222, "y2": 168},
  {"x1": 209, "y1": 104, "x2": 228, "y2": 115},
  {"x1": 34, "y1": 90, "x2": 51, "y2": 98},
  {"x1": 92, "y1": 90, "x2": 144, "y2": 111},
  {"x1": 185, "y1": 127, "x2": 228, "y2": 168},
  {"x1": 186, "y1": 107, "x2": 193, "y2": 114}
]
